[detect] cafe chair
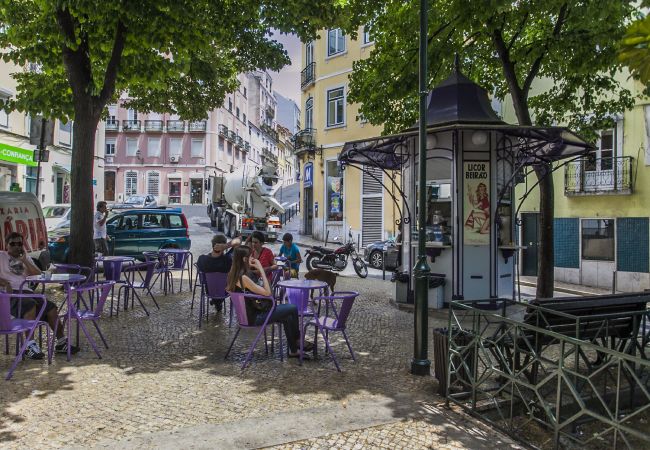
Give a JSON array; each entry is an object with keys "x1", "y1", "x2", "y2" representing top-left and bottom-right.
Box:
[
  {"x1": 118, "y1": 261, "x2": 159, "y2": 316},
  {"x1": 196, "y1": 271, "x2": 229, "y2": 328}
]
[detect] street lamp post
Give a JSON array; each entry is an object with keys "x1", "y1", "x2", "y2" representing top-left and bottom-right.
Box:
[{"x1": 411, "y1": 0, "x2": 431, "y2": 376}]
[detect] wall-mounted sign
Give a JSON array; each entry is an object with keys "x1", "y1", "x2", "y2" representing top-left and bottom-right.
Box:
[
  {"x1": 463, "y1": 161, "x2": 490, "y2": 246},
  {"x1": 0, "y1": 143, "x2": 37, "y2": 167},
  {"x1": 303, "y1": 162, "x2": 313, "y2": 188}
]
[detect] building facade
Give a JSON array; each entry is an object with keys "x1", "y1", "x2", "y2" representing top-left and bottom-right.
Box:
[
  {"x1": 103, "y1": 72, "x2": 279, "y2": 205},
  {"x1": 275, "y1": 92, "x2": 301, "y2": 135},
  {"x1": 513, "y1": 77, "x2": 650, "y2": 292},
  {"x1": 277, "y1": 124, "x2": 297, "y2": 186},
  {"x1": 296, "y1": 27, "x2": 397, "y2": 245}
]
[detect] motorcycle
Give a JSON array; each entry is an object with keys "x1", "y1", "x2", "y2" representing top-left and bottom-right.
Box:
[{"x1": 305, "y1": 228, "x2": 368, "y2": 278}]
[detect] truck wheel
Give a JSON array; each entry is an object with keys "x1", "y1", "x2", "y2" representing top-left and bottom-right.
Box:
[
  {"x1": 210, "y1": 217, "x2": 217, "y2": 227},
  {"x1": 224, "y1": 215, "x2": 233, "y2": 238}
]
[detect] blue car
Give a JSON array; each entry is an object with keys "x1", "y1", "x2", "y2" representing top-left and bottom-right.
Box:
[{"x1": 48, "y1": 208, "x2": 191, "y2": 263}]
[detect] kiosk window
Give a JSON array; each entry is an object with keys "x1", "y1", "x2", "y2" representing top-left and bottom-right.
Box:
[{"x1": 582, "y1": 219, "x2": 615, "y2": 261}]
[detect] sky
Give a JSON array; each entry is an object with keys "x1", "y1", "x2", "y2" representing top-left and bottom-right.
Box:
[{"x1": 269, "y1": 32, "x2": 302, "y2": 106}]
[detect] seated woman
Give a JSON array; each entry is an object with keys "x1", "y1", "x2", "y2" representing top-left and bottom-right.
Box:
[
  {"x1": 226, "y1": 246, "x2": 310, "y2": 358},
  {"x1": 247, "y1": 231, "x2": 277, "y2": 276}
]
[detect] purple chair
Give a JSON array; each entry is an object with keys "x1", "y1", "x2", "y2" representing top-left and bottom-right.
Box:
[
  {"x1": 117, "y1": 261, "x2": 159, "y2": 316},
  {"x1": 159, "y1": 250, "x2": 192, "y2": 293},
  {"x1": 305, "y1": 291, "x2": 359, "y2": 372},
  {"x1": 52, "y1": 281, "x2": 115, "y2": 359},
  {"x1": 0, "y1": 293, "x2": 51, "y2": 380},
  {"x1": 52, "y1": 263, "x2": 94, "y2": 287},
  {"x1": 190, "y1": 262, "x2": 201, "y2": 309},
  {"x1": 225, "y1": 291, "x2": 284, "y2": 369},
  {"x1": 197, "y1": 271, "x2": 229, "y2": 328}
]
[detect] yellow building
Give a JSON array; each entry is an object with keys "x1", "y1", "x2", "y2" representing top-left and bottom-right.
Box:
[
  {"x1": 512, "y1": 77, "x2": 650, "y2": 291},
  {"x1": 295, "y1": 27, "x2": 398, "y2": 247}
]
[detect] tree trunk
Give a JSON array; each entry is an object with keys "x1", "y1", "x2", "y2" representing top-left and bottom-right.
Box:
[
  {"x1": 68, "y1": 101, "x2": 101, "y2": 268},
  {"x1": 534, "y1": 164, "x2": 554, "y2": 298}
]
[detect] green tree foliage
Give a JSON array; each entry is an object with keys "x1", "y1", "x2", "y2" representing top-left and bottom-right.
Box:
[
  {"x1": 347, "y1": 0, "x2": 638, "y2": 297},
  {"x1": 619, "y1": 9, "x2": 650, "y2": 86},
  {"x1": 0, "y1": 0, "x2": 348, "y2": 265}
]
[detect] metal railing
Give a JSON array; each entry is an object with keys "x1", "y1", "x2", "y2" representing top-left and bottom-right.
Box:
[
  {"x1": 565, "y1": 156, "x2": 633, "y2": 195},
  {"x1": 266, "y1": 105, "x2": 275, "y2": 118},
  {"x1": 227, "y1": 130, "x2": 236, "y2": 142},
  {"x1": 166, "y1": 120, "x2": 185, "y2": 132},
  {"x1": 105, "y1": 119, "x2": 119, "y2": 131},
  {"x1": 446, "y1": 298, "x2": 650, "y2": 449},
  {"x1": 122, "y1": 119, "x2": 141, "y2": 131},
  {"x1": 144, "y1": 120, "x2": 163, "y2": 131},
  {"x1": 218, "y1": 124, "x2": 228, "y2": 137},
  {"x1": 301, "y1": 62, "x2": 316, "y2": 89},
  {"x1": 279, "y1": 203, "x2": 299, "y2": 225},
  {"x1": 292, "y1": 128, "x2": 316, "y2": 154},
  {"x1": 189, "y1": 120, "x2": 207, "y2": 132}
]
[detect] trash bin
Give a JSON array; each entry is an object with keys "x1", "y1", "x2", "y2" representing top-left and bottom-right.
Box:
[
  {"x1": 428, "y1": 273, "x2": 445, "y2": 309},
  {"x1": 393, "y1": 271, "x2": 411, "y2": 304},
  {"x1": 432, "y1": 327, "x2": 475, "y2": 397}
]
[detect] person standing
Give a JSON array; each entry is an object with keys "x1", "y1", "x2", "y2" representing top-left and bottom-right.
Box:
[{"x1": 94, "y1": 201, "x2": 110, "y2": 255}]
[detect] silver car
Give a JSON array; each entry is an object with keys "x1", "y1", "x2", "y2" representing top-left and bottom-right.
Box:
[{"x1": 111, "y1": 195, "x2": 158, "y2": 210}]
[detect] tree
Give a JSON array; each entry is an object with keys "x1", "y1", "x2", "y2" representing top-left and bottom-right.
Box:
[
  {"x1": 0, "y1": 0, "x2": 347, "y2": 267},
  {"x1": 619, "y1": 7, "x2": 650, "y2": 86},
  {"x1": 347, "y1": 0, "x2": 637, "y2": 298}
]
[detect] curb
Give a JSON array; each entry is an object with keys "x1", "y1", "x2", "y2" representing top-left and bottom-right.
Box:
[{"x1": 518, "y1": 280, "x2": 608, "y2": 297}]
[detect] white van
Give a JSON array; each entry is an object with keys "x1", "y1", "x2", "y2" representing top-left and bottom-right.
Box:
[{"x1": 0, "y1": 192, "x2": 50, "y2": 269}]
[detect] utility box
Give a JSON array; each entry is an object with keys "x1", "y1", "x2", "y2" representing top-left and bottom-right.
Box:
[
  {"x1": 394, "y1": 271, "x2": 411, "y2": 304},
  {"x1": 428, "y1": 273, "x2": 445, "y2": 309}
]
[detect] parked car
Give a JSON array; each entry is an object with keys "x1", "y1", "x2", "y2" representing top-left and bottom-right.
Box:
[
  {"x1": 42, "y1": 204, "x2": 71, "y2": 231},
  {"x1": 364, "y1": 238, "x2": 400, "y2": 270},
  {"x1": 48, "y1": 208, "x2": 191, "y2": 263},
  {"x1": 0, "y1": 191, "x2": 50, "y2": 269},
  {"x1": 111, "y1": 195, "x2": 158, "y2": 210}
]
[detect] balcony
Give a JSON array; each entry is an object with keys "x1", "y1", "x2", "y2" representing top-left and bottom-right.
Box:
[
  {"x1": 167, "y1": 120, "x2": 185, "y2": 132},
  {"x1": 301, "y1": 62, "x2": 316, "y2": 89},
  {"x1": 105, "y1": 119, "x2": 119, "y2": 131},
  {"x1": 218, "y1": 124, "x2": 228, "y2": 137},
  {"x1": 228, "y1": 130, "x2": 236, "y2": 142},
  {"x1": 244, "y1": 142, "x2": 251, "y2": 152},
  {"x1": 144, "y1": 120, "x2": 163, "y2": 132},
  {"x1": 260, "y1": 123, "x2": 279, "y2": 142},
  {"x1": 265, "y1": 105, "x2": 275, "y2": 119},
  {"x1": 564, "y1": 156, "x2": 633, "y2": 196},
  {"x1": 189, "y1": 120, "x2": 207, "y2": 132},
  {"x1": 292, "y1": 128, "x2": 317, "y2": 155},
  {"x1": 235, "y1": 136, "x2": 244, "y2": 148},
  {"x1": 122, "y1": 120, "x2": 141, "y2": 132}
]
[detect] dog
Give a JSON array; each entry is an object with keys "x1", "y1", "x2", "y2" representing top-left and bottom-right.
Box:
[{"x1": 304, "y1": 268, "x2": 338, "y2": 293}]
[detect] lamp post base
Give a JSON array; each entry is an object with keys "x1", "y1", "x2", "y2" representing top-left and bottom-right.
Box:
[{"x1": 411, "y1": 358, "x2": 431, "y2": 376}]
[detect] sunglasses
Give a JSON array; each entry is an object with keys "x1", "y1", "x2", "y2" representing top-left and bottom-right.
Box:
[{"x1": 8, "y1": 241, "x2": 23, "y2": 247}]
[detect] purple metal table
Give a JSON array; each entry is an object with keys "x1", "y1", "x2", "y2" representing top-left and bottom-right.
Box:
[
  {"x1": 25, "y1": 273, "x2": 86, "y2": 361},
  {"x1": 277, "y1": 279, "x2": 328, "y2": 363}
]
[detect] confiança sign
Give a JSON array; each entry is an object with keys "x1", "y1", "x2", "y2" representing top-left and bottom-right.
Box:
[{"x1": 0, "y1": 143, "x2": 37, "y2": 167}]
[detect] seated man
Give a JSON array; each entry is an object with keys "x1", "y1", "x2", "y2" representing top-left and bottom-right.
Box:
[
  {"x1": 278, "y1": 233, "x2": 302, "y2": 278},
  {"x1": 197, "y1": 234, "x2": 241, "y2": 310},
  {"x1": 0, "y1": 232, "x2": 79, "y2": 359}
]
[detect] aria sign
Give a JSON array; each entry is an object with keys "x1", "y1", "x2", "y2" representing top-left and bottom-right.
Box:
[{"x1": 303, "y1": 162, "x2": 313, "y2": 188}]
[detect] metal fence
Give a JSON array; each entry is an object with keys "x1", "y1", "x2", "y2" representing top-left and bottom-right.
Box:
[
  {"x1": 279, "y1": 203, "x2": 299, "y2": 226},
  {"x1": 446, "y1": 299, "x2": 650, "y2": 449}
]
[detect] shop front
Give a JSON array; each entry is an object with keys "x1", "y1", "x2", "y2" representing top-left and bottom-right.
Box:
[{"x1": 0, "y1": 143, "x2": 36, "y2": 192}]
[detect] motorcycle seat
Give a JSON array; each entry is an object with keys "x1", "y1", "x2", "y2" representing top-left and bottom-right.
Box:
[{"x1": 312, "y1": 246, "x2": 335, "y2": 254}]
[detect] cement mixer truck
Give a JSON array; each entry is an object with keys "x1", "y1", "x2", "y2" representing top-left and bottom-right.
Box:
[{"x1": 207, "y1": 164, "x2": 285, "y2": 241}]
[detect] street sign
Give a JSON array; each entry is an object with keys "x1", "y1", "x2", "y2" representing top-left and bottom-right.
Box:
[
  {"x1": 29, "y1": 117, "x2": 55, "y2": 147},
  {"x1": 304, "y1": 162, "x2": 313, "y2": 188}
]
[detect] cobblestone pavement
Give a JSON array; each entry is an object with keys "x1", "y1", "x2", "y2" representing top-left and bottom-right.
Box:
[{"x1": 0, "y1": 228, "x2": 517, "y2": 449}]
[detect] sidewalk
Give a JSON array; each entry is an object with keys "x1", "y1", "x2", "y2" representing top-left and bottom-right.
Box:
[{"x1": 519, "y1": 275, "x2": 612, "y2": 297}]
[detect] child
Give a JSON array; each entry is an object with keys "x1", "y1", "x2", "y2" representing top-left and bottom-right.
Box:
[{"x1": 278, "y1": 233, "x2": 302, "y2": 278}]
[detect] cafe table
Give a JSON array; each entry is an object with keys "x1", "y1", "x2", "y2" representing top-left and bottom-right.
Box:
[
  {"x1": 277, "y1": 279, "x2": 328, "y2": 363},
  {"x1": 24, "y1": 273, "x2": 86, "y2": 361}
]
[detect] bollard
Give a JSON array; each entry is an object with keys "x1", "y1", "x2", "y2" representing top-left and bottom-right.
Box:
[{"x1": 612, "y1": 271, "x2": 617, "y2": 294}]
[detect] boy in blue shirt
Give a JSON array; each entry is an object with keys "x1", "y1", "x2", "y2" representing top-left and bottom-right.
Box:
[{"x1": 278, "y1": 233, "x2": 302, "y2": 278}]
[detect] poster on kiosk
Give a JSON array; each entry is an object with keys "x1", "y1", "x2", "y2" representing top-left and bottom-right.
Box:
[{"x1": 463, "y1": 161, "x2": 490, "y2": 246}]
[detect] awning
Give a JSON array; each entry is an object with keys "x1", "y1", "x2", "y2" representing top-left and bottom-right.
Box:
[
  {"x1": 53, "y1": 163, "x2": 71, "y2": 174},
  {"x1": 167, "y1": 173, "x2": 182, "y2": 179}
]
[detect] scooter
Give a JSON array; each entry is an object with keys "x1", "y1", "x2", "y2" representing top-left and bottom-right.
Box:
[{"x1": 305, "y1": 228, "x2": 368, "y2": 278}]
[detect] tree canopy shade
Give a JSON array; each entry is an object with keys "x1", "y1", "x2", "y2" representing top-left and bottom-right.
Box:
[
  {"x1": 347, "y1": 0, "x2": 639, "y2": 297},
  {"x1": 619, "y1": 8, "x2": 650, "y2": 86},
  {"x1": 0, "y1": 0, "x2": 351, "y2": 266}
]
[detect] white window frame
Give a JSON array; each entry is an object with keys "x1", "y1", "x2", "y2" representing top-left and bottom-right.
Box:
[
  {"x1": 147, "y1": 171, "x2": 160, "y2": 196},
  {"x1": 169, "y1": 137, "x2": 182, "y2": 158},
  {"x1": 147, "y1": 137, "x2": 161, "y2": 157},
  {"x1": 326, "y1": 86, "x2": 346, "y2": 128},
  {"x1": 105, "y1": 138, "x2": 116, "y2": 156},
  {"x1": 305, "y1": 97, "x2": 313, "y2": 130},
  {"x1": 126, "y1": 138, "x2": 138, "y2": 157},
  {"x1": 327, "y1": 29, "x2": 345, "y2": 57},
  {"x1": 127, "y1": 109, "x2": 138, "y2": 121},
  {"x1": 125, "y1": 171, "x2": 138, "y2": 196},
  {"x1": 306, "y1": 41, "x2": 314, "y2": 65},
  {"x1": 191, "y1": 138, "x2": 204, "y2": 158}
]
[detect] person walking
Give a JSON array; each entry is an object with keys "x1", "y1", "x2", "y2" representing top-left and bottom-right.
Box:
[{"x1": 94, "y1": 201, "x2": 110, "y2": 255}]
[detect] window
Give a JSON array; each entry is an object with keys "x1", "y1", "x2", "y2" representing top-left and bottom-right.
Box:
[
  {"x1": 25, "y1": 166, "x2": 37, "y2": 193},
  {"x1": 118, "y1": 214, "x2": 139, "y2": 230},
  {"x1": 227, "y1": 142, "x2": 232, "y2": 155},
  {"x1": 191, "y1": 138, "x2": 204, "y2": 157},
  {"x1": 127, "y1": 109, "x2": 137, "y2": 121},
  {"x1": 326, "y1": 160, "x2": 343, "y2": 221},
  {"x1": 0, "y1": 108, "x2": 7, "y2": 128},
  {"x1": 236, "y1": 107, "x2": 240, "y2": 119},
  {"x1": 582, "y1": 219, "x2": 615, "y2": 261},
  {"x1": 326, "y1": 87, "x2": 345, "y2": 127},
  {"x1": 142, "y1": 213, "x2": 163, "y2": 228},
  {"x1": 228, "y1": 98, "x2": 232, "y2": 111},
  {"x1": 147, "y1": 137, "x2": 161, "y2": 157},
  {"x1": 169, "y1": 138, "x2": 182, "y2": 157},
  {"x1": 305, "y1": 97, "x2": 313, "y2": 129},
  {"x1": 126, "y1": 138, "x2": 138, "y2": 157},
  {"x1": 107, "y1": 104, "x2": 117, "y2": 126},
  {"x1": 363, "y1": 26, "x2": 373, "y2": 44},
  {"x1": 125, "y1": 171, "x2": 138, "y2": 196},
  {"x1": 219, "y1": 137, "x2": 224, "y2": 152},
  {"x1": 585, "y1": 129, "x2": 614, "y2": 172},
  {"x1": 105, "y1": 138, "x2": 116, "y2": 155},
  {"x1": 327, "y1": 29, "x2": 345, "y2": 56},
  {"x1": 243, "y1": 87, "x2": 247, "y2": 98},
  {"x1": 169, "y1": 181, "x2": 181, "y2": 204},
  {"x1": 168, "y1": 215, "x2": 183, "y2": 228},
  {"x1": 59, "y1": 120, "x2": 72, "y2": 146},
  {"x1": 306, "y1": 41, "x2": 314, "y2": 65},
  {"x1": 147, "y1": 172, "x2": 160, "y2": 196},
  {"x1": 243, "y1": 113, "x2": 247, "y2": 123}
]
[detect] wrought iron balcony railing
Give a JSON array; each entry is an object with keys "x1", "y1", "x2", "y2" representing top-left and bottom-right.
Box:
[
  {"x1": 244, "y1": 142, "x2": 251, "y2": 152},
  {"x1": 105, "y1": 119, "x2": 119, "y2": 131},
  {"x1": 189, "y1": 120, "x2": 207, "y2": 132},
  {"x1": 564, "y1": 156, "x2": 633, "y2": 195},
  {"x1": 292, "y1": 128, "x2": 316, "y2": 154},
  {"x1": 265, "y1": 105, "x2": 275, "y2": 119},
  {"x1": 122, "y1": 120, "x2": 141, "y2": 131},
  {"x1": 301, "y1": 62, "x2": 315, "y2": 89},
  {"x1": 235, "y1": 136, "x2": 244, "y2": 147},
  {"x1": 218, "y1": 124, "x2": 228, "y2": 137},
  {"x1": 167, "y1": 120, "x2": 185, "y2": 132},
  {"x1": 260, "y1": 123, "x2": 278, "y2": 141},
  {"x1": 228, "y1": 130, "x2": 236, "y2": 142},
  {"x1": 144, "y1": 120, "x2": 163, "y2": 132}
]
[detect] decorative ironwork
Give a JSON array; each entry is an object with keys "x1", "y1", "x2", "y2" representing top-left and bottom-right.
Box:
[
  {"x1": 565, "y1": 156, "x2": 633, "y2": 195},
  {"x1": 448, "y1": 298, "x2": 650, "y2": 449},
  {"x1": 188, "y1": 120, "x2": 207, "y2": 132},
  {"x1": 261, "y1": 123, "x2": 279, "y2": 141},
  {"x1": 144, "y1": 120, "x2": 163, "y2": 132},
  {"x1": 292, "y1": 128, "x2": 317, "y2": 155},
  {"x1": 105, "y1": 119, "x2": 119, "y2": 131},
  {"x1": 301, "y1": 62, "x2": 316, "y2": 89},
  {"x1": 218, "y1": 124, "x2": 228, "y2": 137},
  {"x1": 122, "y1": 119, "x2": 141, "y2": 131},
  {"x1": 227, "y1": 130, "x2": 236, "y2": 142},
  {"x1": 166, "y1": 120, "x2": 185, "y2": 132},
  {"x1": 265, "y1": 105, "x2": 275, "y2": 119}
]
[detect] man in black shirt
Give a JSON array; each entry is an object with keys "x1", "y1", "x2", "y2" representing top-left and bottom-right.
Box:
[{"x1": 197, "y1": 234, "x2": 240, "y2": 310}]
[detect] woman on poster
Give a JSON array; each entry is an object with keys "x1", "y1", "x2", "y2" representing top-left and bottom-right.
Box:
[{"x1": 465, "y1": 182, "x2": 490, "y2": 234}]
